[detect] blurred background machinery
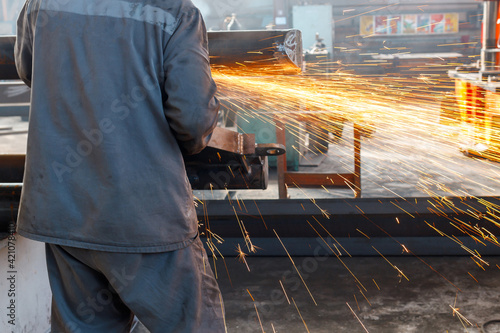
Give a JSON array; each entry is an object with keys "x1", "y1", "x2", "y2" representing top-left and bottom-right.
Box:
[{"x1": 447, "y1": 0, "x2": 500, "y2": 162}]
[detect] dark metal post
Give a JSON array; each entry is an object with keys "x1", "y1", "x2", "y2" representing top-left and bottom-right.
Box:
[
  {"x1": 353, "y1": 124, "x2": 361, "y2": 198},
  {"x1": 275, "y1": 117, "x2": 288, "y2": 199}
]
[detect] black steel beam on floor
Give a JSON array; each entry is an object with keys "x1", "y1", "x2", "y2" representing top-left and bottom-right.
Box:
[
  {"x1": 209, "y1": 237, "x2": 500, "y2": 257},
  {"x1": 197, "y1": 197, "x2": 500, "y2": 256},
  {"x1": 2, "y1": 186, "x2": 499, "y2": 255},
  {"x1": 197, "y1": 196, "x2": 499, "y2": 238}
]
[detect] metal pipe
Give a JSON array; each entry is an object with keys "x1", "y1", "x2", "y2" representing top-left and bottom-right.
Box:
[
  {"x1": 208, "y1": 30, "x2": 302, "y2": 75},
  {"x1": 481, "y1": 0, "x2": 500, "y2": 74},
  {"x1": 0, "y1": 30, "x2": 303, "y2": 81}
]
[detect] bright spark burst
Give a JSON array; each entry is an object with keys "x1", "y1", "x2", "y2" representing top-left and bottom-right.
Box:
[
  {"x1": 197, "y1": 38, "x2": 500, "y2": 331},
  {"x1": 211, "y1": 62, "x2": 500, "y2": 258},
  {"x1": 236, "y1": 243, "x2": 251, "y2": 272},
  {"x1": 450, "y1": 294, "x2": 474, "y2": 328}
]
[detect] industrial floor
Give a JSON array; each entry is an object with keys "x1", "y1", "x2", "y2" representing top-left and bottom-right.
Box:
[{"x1": 132, "y1": 256, "x2": 500, "y2": 333}]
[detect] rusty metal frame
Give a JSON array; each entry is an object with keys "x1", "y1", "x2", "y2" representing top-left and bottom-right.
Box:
[
  {"x1": 275, "y1": 117, "x2": 361, "y2": 199},
  {"x1": 207, "y1": 127, "x2": 256, "y2": 155}
]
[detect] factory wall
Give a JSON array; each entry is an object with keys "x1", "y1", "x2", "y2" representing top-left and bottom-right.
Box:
[
  {"x1": 192, "y1": 0, "x2": 275, "y2": 31},
  {"x1": 293, "y1": 5, "x2": 333, "y2": 53},
  {"x1": 194, "y1": 0, "x2": 482, "y2": 63},
  {"x1": 288, "y1": 0, "x2": 483, "y2": 60},
  {"x1": 2, "y1": 0, "x2": 483, "y2": 58}
]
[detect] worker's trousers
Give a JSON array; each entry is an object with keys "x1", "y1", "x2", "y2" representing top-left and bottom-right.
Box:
[{"x1": 45, "y1": 236, "x2": 225, "y2": 333}]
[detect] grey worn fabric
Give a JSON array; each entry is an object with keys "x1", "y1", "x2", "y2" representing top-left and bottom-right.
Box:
[
  {"x1": 46, "y1": 235, "x2": 225, "y2": 332},
  {"x1": 14, "y1": 0, "x2": 219, "y2": 252}
]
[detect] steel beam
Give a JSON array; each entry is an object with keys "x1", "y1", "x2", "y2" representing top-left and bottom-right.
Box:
[
  {"x1": 2, "y1": 193, "x2": 499, "y2": 254},
  {"x1": 195, "y1": 196, "x2": 500, "y2": 243},
  {"x1": 207, "y1": 237, "x2": 500, "y2": 256},
  {"x1": 0, "y1": 30, "x2": 303, "y2": 81},
  {"x1": 208, "y1": 30, "x2": 302, "y2": 74}
]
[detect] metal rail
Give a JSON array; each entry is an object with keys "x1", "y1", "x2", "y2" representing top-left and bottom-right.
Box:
[
  {"x1": 2, "y1": 191, "x2": 499, "y2": 255},
  {"x1": 0, "y1": 30, "x2": 303, "y2": 80}
]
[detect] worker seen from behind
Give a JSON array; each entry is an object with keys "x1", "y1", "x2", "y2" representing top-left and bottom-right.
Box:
[{"x1": 15, "y1": 0, "x2": 225, "y2": 331}]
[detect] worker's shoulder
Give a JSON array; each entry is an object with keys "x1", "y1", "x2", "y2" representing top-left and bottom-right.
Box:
[{"x1": 144, "y1": 0, "x2": 200, "y2": 16}]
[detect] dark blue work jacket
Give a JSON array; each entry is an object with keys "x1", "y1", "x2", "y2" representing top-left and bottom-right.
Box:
[{"x1": 15, "y1": 0, "x2": 219, "y2": 252}]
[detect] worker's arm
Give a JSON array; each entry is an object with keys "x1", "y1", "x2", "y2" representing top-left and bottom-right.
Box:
[
  {"x1": 14, "y1": 0, "x2": 34, "y2": 88},
  {"x1": 163, "y1": 7, "x2": 219, "y2": 155}
]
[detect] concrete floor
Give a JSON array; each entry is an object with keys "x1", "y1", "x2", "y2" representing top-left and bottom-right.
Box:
[{"x1": 132, "y1": 256, "x2": 500, "y2": 333}]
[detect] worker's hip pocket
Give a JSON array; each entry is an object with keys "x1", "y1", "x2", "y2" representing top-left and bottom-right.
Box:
[{"x1": 192, "y1": 236, "x2": 225, "y2": 324}]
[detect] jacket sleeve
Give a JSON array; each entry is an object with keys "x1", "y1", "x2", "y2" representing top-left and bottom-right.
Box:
[
  {"x1": 14, "y1": 0, "x2": 34, "y2": 88},
  {"x1": 162, "y1": 8, "x2": 219, "y2": 155}
]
